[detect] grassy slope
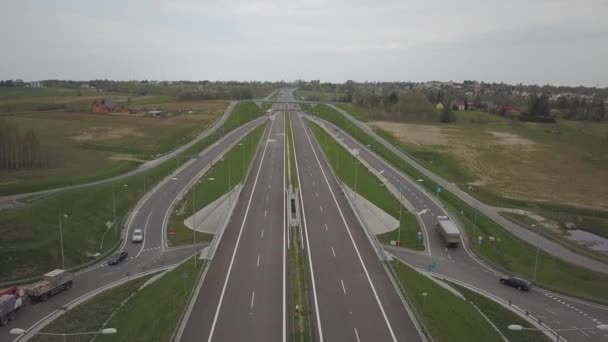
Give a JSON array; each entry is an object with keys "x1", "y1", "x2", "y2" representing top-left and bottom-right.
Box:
[
  {"x1": 307, "y1": 120, "x2": 422, "y2": 250},
  {"x1": 311, "y1": 104, "x2": 608, "y2": 304},
  {"x1": 450, "y1": 283, "x2": 550, "y2": 342},
  {"x1": 31, "y1": 274, "x2": 154, "y2": 342},
  {"x1": 0, "y1": 102, "x2": 264, "y2": 283},
  {"x1": 98, "y1": 257, "x2": 203, "y2": 342},
  {"x1": 168, "y1": 124, "x2": 265, "y2": 246},
  {"x1": 389, "y1": 260, "x2": 502, "y2": 341},
  {"x1": 294, "y1": 90, "x2": 345, "y2": 102}
]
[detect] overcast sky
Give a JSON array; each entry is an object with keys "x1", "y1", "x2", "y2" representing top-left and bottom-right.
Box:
[{"x1": 1, "y1": 0, "x2": 607, "y2": 86}]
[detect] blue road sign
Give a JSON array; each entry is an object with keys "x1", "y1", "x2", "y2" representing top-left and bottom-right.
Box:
[
  {"x1": 417, "y1": 231, "x2": 422, "y2": 241},
  {"x1": 436, "y1": 186, "x2": 441, "y2": 193}
]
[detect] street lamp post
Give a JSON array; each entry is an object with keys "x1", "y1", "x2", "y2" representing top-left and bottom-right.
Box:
[
  {"x1": 422, "y1": 292, "x2": 428, "y2": 313},
  {"x1": 532, "y1": 224, "x2": 540, "y2": 281},
  {"x1": 58, "y1": 213, "x2": 67, "y2": 269},
  {"x1": 508, "y1": 323, "x2": 607, "y2": 342},
  {"x1": 10, "y1": 328, "x2": 118, "y2": 341},
  {"x1": 398, "y1": 183, "x2": 403, "y2": 246},
  {"x1": 112, "y1": 184, "x2": 128, "y2": 234},
  {"x1": 192, "y1": 181, "x2": 197, "y2": 268}
]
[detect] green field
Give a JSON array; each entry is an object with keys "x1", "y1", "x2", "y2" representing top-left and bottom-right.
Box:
[
  {"x1": 295, "y1": 89, "x2": 346, "y2": 102},
  {"x1": 311, "y1": 104, "x2": 608, "y2": 303},
  {"x1": 307, "y1": 120, "x2": 422, "y2": 250},
  {"x1": 168, "y1": 124, "x2": 265, "y2": 247},
  {"x1": 0, "y1": 102, "x2": 227, "y2": 195},
  {"x1": 31, "y1": 274, "x2": 155, "y2": 342},
  {"x1": 286, "y1": 112, "x2": 298, "y2": 188},
  {"x1": 98, "y1": 258, "x2": 202, "y2": 342},
  {"x1": 389, "y1": 260, "x2": 503, "y2": 341}
]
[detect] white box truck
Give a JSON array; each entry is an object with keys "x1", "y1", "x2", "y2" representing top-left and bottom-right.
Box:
[{"x1": 436, "y1": 216, "x2": 461, "y2": 247}]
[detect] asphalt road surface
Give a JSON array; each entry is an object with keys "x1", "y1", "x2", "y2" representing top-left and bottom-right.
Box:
[
  {"x1": 309, "y1": 115, "x2": 608, "y2": 342},
  {"x1": 3, "y1": 116, "x2": 266, "y2": 342},
  {"x1": 180, "y1": 104, "x2": 286, "y2": 342},
  {"x1": 290, "y1": 109, "x2": 422, "y2": 342}
]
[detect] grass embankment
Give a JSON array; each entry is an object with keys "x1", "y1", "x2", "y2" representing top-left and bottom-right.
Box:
[
  {"x1": 0, "y1": 102, "x2": 227, "y2": 195},
  {"x1": 450, "y1": 283, "x2": 550, "y2": 342},
  {"x1": 286, "y1": 112, "x2": 313, "y2": 341},
  {"x1": 311, "y1": 104, "x2": 608, "y2": 304},
  {"x1": 294, "y1": 90, "x2": 345, "y2": 102},
  {"x1": 307, "y1": 120, "x2": 422, "y2": 250},
  {"x1": 168, "y1": 124, "x2": 266, "y2": 246},
  {"x1": 0, "y1": 102, "x2": 265, "y2": 283},
  {"x1": 389, "y1": 260, "x2": 503, "y2": 341},
  {"x1": 98, "y1": 257, "x2": 202, "y2": 341},
  {"x1": 31, "y1": 275, "x2": 155, "y2": 342}
]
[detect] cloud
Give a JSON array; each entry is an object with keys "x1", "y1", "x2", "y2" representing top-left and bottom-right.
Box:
[{"x1": 0, "y1": 0, "x2": 606, "y2": 85}]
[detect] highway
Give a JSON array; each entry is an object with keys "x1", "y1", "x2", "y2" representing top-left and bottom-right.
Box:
[
  {"x1": 179, "y1": 103, "x2": 286, "y2": 342},
  {"x1": 3, "y1": 114, "x2": 267, "y2": 342},
  {"x1": 290, "y1": 108, "x2": 422, "y2": 341},
  {"x1": 307, "y1": 113, "x2": 608, "y2": 342}
]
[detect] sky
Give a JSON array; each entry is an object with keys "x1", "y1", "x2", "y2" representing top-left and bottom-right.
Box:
[{"x1": 1, "y1": 0, "x2": 607, "y2": 87}]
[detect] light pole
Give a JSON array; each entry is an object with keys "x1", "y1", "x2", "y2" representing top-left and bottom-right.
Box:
[
  {"x1": 58, "y1": 213, "x2": 68, "y2": 269},
  {"x1": 112, "y1": 184, "x2": 128, "y2": 234},
  {"x1": 354, "y1": 151, "x2": 359, "y2": 202},
  {"x1": 10, "y1": 327, "x2": 117, "y2": 341},
  {"x1": 508, "y1": 323, "x2": 607, "y2": 342},
  {"x1": 422, "y1": 292, "x2": 428, "y2": 313},
  {"x1": 398, "y1": 183, "x2": 403, "y2": 247},
  {"x1": 532, "y1": 224, "x2": 540, "y2": 281}
]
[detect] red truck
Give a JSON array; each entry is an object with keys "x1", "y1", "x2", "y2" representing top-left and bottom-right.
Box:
[{"x1": 0, "y1": 286, "x2": 23, "y2": 326}]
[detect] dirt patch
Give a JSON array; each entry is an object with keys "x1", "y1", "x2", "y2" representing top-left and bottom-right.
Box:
[
  {"x1": 370, "y1": 121, "x2": 450, "y2": 146},
  {"x1": 72, "y1": 127, "x2": 144, "y2": 141},
  {"x1": 486, "y1": 131, "x2": 536, "y2": 149},
  {"x1": 109, "y1": 154, "x2": 147, "y2": 163}
]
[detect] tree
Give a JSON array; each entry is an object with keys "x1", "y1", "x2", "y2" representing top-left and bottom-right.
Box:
[
  {"x1": 388, "y1": 91, "x2": 399, "y2": 104},
  {"x1": 440, "y1": 98, "x2": 454, "y2": 123},
  {"x1": 464, "y1": 97, "x2": 469, "y2": 110},
  {"x1": 599, "y1": 101, "x2": 606, "y2": 121}
]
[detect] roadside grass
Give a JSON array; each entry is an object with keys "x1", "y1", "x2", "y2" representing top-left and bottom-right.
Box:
[
  {"x1": 500, "y1": 212, "x2": 608, "y2": 264},
  {"x1": 389, "y1": 260, "x2": 503, "y2": 342},
  {"x1": 0, "y1": 102, "x2": 265, "y2": 283},
  {"x1": 0, "y1": 103, "x2": 226, "y2": 195},
  {"x1": 31, "y1": 274, "x2": 155, "y2": 342},
  {"x1": 98, "y1": 257, "x2": 203, "y2": 342},
  {"x1": 286, "y1": 112, "x2": 298, "y2": 188},
  {"x1": 449, "y1": 282, "x2": 550, "y2": 342},
  {"x1": 307, "y1": 120, "x2": 423, "y2": 250},
  {"x1": 294, "y1": 90, "x2": 345, "y2": 102},
  {"x1": 289, "y1": 227, "x2": 313, "y2": 342},
  {"x1": 335, "y1": 103, "x2": 369, "y2": 122},
  {"x1": 312, "y1": 104, "x2": 608, "y2": 304},
  {"x1": 168, "y1": 124, "x2": 265, "y2": 247}
]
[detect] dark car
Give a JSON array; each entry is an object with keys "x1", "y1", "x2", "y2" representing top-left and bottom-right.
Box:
[
  {"x1": 107, "y1": 251, "x2": 128, "y2": 266},
  {"x1": 499, "y1": 276, "x2": 532, "y2": 291}
]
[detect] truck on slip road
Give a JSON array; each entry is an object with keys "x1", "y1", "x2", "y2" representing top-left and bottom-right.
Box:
[
  {"x1": 436, "y1": 216, "x2": 461, "y2": 247},
  {"x1": 25, "y1": 269, "x2": 74, "y2": 302},
  {"x1": 0, "y1": 286, "x2": 23, "y2": 326}
]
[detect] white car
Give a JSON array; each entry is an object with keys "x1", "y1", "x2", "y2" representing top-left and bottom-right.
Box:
[{"x1": 132, "y1": 229, "x2": 143, "y2": 243}]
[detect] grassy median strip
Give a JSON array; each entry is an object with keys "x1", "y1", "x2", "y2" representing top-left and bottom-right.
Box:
[
  {"x1": 312, "y1": 104, "x2": 608, "y2": 304},
  {"x1": 0, "y1": 102, "x2": 265, "y2": 284},
  {"x1": 449, "y1": 283, "x2": 550, "y2": 342},
  {"x1": 31, "y1": 274, "x2": 155, "y2": 342},
  {"x1": 307, "y1": 120, "x2": 422, "y2": 250},
  {"x1": 97, "y1": 257, "x2": 203, "y2": 341},
  {"x1": 286, "y1": 112, "x2": 313, "y2": 342},
  {"x1": 168, "y1": 124, "x2": 266, "y2": 246},
  {"x1": 389, "y1": 260, "x2": 503, "y2": 341}
]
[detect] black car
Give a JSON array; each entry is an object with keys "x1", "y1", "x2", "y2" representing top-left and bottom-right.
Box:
[
  {"x1": 107, "y1": 251, "x2": 128, "y2": 266},
  {"x1": 499, "y1": 276, "x2": 532, "y2": 291}
]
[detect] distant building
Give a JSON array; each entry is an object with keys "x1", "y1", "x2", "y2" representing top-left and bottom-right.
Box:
[
  {"x1": 435, "y1": 102, "x2": 444, "y2": 110},
  {"x1": 119, "y1": 105, "x2": 138, "y2": 114},
  {"x1": 452, "y1": 100, "x2": 465, "y2": 111},
  {"x1": 92, "y1": 99, "x2": 117, "y2": 113},
  {"x1": 27, "y1": 81, "x2": 42, "y2": 88}
]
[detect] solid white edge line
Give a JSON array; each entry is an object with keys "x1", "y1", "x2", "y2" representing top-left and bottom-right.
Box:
[
  {"x1": 282, "y1": 110, "x2": 287, "y2": 342},
  {"x1": 291, "y1": 111, "x2": 324, "y2": 342},
  {"x1": 135, "y1": 212, "x2": 153, "y2": 258},
  {"x1": 207, "y1": 116, "x2": 275, "y2": 342},
  {"x1": 298, "y1": 112, "x2": 398, "y2": 342}
]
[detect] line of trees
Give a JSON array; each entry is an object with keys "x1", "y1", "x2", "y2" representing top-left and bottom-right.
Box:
[
  {"x1": 0, "y1": 120, "x2": 48, "y2": 170},
  {"x1": 556, "y1": 97, "x2": 606, "y2": 122}
]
